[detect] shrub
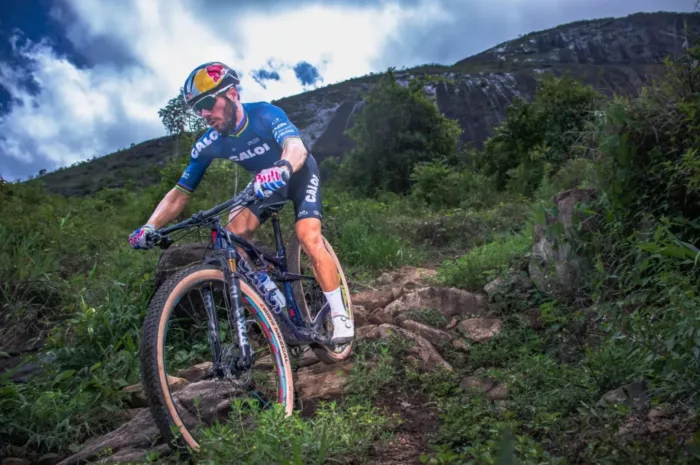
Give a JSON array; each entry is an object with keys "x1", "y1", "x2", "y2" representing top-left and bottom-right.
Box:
[
  {"x1": 474, "y1": 73, "x2": 602, "y2": 197},
  {"x1": 337, "y1": 69, "x2": 462, "y2": 196},
  {"x1": 409, "y1": 159, "x2": 498, "y2": 210}
]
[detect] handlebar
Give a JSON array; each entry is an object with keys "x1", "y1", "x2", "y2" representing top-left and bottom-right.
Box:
[{"x1": 150, "y1": 168, "x2": 291, "y2": 249}]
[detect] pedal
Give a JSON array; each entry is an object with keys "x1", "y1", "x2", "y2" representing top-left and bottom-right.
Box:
[{"x1": 290, "y1": 346, "x2": 304, "y2": 357}]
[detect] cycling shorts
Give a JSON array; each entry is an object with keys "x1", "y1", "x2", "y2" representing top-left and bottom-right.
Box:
[{"x1": 234, "y1": 153, "x2": 323, "y2": 224}]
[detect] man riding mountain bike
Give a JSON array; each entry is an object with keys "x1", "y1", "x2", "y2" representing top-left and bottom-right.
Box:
[{"x1": 128, "y1": 61, "x2": 353, "y2": 344}]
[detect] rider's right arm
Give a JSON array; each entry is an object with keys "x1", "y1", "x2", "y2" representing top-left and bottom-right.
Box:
[
  {"x1": 146, "y1": 155, "x2": 211, "y2": 229},
  {"x1": 146, "y1": 187, "x2": 191, "y2": 229}
]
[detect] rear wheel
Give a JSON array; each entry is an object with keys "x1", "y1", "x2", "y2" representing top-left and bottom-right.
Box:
[
  {"x1": 140, "y1": 264, "x2": 294, "y2": 453},
  {"x1": 288, "y1": 233, "x2": 353, "y2": 364}
]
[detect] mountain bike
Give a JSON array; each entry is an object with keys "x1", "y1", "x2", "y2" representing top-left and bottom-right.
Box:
[{"x1": 138, "y1": 179, "x2": 354, "y2": 453}]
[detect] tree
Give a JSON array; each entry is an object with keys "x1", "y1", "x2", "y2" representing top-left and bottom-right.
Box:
[
  {"x1": 338, "y1": 69, "x2": 462, "y2": 196},
  {"x1": 158, "y1": 88, "x2": 208, "y2": 135},
  {"x1": 475, "y1": 73, "x2": 602, "y2": 195}
]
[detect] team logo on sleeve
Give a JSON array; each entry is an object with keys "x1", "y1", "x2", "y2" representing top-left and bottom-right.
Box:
[{"x1": 191, "y1": 130, "x2": 220, "y2": 158}]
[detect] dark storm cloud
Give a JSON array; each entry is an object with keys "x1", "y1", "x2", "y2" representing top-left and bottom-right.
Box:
[
  {"x1": 374, "y1": 0, "x2": 698, "y2": 69},
  {"x1": 294, "y1": 61, "x2": 322, "y2": 86},
  {"x1": 48, "y1": 1, "x2": 143, "y2": 68},
  {"x1": 0, "y1": 0, "x2": 74, "y2": 114},
  {"x1": 251, "y1": 68, "x2": 281, "y2": 89}
]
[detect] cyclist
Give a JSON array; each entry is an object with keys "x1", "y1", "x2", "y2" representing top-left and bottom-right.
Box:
[{"x1": 128, "y1": 62, "x2": 353, "y2": 344}]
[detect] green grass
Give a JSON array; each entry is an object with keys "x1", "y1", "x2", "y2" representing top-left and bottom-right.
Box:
[
  {"x1": 435, "y1": 227, "x2": 533, "y2": 291},
  {"x1": 193, "y1": 400, "x2": 390, "y2": 465}
]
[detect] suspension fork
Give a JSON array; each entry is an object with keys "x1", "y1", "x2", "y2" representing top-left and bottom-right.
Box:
[
  {"x1": 221, "y1": 244, "x2": 253, "y2": 371},
  {"x1": 201, "y1": 287, "x2": 222, "y2": 368}
]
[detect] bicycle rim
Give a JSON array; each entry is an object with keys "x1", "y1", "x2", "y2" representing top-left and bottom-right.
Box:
[{"x1": 140, "y1": 264, "x2": 295, "y2": 452}]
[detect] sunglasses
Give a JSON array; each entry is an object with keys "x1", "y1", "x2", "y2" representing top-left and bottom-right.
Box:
[{"x1": 190, "y1": 84, "x2": 234, "y2": 116}]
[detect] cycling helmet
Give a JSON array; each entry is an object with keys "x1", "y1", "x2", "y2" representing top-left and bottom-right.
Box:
[{"x1": 182, "y1": 62, "x2": 240, "y2": 110}]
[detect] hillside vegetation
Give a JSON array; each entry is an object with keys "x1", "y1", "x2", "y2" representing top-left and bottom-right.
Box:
[
  {"x1": 2, "y1": 23, "x2": 700, "y2": 465},
  {"x1": 26, "y1": 11, "x2": 700, "y2": 197}
]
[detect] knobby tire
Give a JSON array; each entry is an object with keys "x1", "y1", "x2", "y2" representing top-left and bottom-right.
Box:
[{"x1": 139, "y1": 264, "x2": 295, "y2": 453}]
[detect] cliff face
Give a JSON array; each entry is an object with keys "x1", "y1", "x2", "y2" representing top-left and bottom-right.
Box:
[
  {"x1": 38, "y1": 11, "x2": 700, "y2": 195},
  {"x1": 459, "y1": 11, "x2": 697, "y2": 67},
  {"x1": 274, "y1": 11, "x2": 700, "y2": 164}
]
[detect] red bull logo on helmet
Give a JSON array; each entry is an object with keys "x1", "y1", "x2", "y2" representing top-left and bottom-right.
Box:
[{"x1": 193, "y1": 63, "x2": 227, "y2": 93}]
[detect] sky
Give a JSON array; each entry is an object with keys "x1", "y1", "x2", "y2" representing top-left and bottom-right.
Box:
[{"x1": 0, "y1": 0, "x2": 696, "y2": 181}]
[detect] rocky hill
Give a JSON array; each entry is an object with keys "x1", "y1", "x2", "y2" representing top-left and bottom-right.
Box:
[{"x1": 36, "y1": 10, "x2": 700, "y2": 196}]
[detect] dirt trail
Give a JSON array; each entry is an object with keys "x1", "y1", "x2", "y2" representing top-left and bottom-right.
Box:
[{"x1": 366, "y1": 389, "x2": 440, "y2": 465}]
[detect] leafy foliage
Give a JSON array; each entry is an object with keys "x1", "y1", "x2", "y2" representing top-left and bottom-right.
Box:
[
  {"x1": 592, "y1": 45, "x2": 700, "y2": 241},
  {"x1": 409, "y1": 159, "x2": 499, "y2": 210},
  {"x1": 473, "y1": 73, "x2": 602, "y2": 196},
  {"x1": 158, "y1": 89, "x2": 208, "y2": 135},
  {"x1": 338, "y1": 69, "x2": 462, "y2": 196}
]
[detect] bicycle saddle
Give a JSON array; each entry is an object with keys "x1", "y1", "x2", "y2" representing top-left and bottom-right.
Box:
[{"x1": 260, "y1": 199, "x2": 290, "y2": 213}]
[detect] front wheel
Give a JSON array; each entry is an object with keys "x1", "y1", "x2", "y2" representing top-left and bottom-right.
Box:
[
  {"x1": 287, "y1": 233, "x2": 354, "y2": 364},
  {"x1": 140, "y1": 263, "x2": 295, "y2": 453}
]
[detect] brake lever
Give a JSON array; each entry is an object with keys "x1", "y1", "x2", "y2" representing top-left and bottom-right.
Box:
[
  {"x1": 151, "y1": 231, "x2": 173, "y2": 250},
  {"x1": 159, "y1": 236, "x2": 174, "y2": 249}
]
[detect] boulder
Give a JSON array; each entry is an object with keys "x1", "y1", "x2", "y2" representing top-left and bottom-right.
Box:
[
  {"x1": 457, "y1": 318, "x2": 503, "y2": 343},
  {"x1": 528, "y1": 188, "x2": 598, "y2": 298},
  {"x1": 377, "y1": 324, "x2": 453, "y2": 372},
  {"x1": 350, "y1": 288, "x2": 396, "y2": 312},
  {"x1": 58, "y1": 378, "x2": 243, "y2": 465},
  {"x1": 372, "y1": 286, "x2": 488, "y2": 323},
  {"x1": 356, "y1": 324, "x2": 381, "y2": 340},
  {"x1": 123, "y1": 375, "x2": 188, "y2": 408},
  {"x1": 155, "y1": 242, "x2": 210, "y2": 288},
  {"x1": 295, "y1": 360, "x2": 355, "y2": 401},
  {"x1": 398, "y1": 320, "x2": 453, "y2": 345},
  {"x1": 376, "y1": 266, "x2": 438, "y2": 294}
]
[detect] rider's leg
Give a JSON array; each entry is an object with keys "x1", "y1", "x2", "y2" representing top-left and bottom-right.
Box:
[
  {"x1": 295, "y1": 218, "x2": 340, "y2": 292},
  {"x1": 287, "y1": 154, "x2": 353, "y2": 343},
  {"x1": 295, "y1": 218, "x2": 353, "y2": 344}
]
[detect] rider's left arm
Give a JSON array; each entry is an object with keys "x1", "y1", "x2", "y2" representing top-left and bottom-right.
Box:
[{"x1": 280, "y1": 137, "x2": 308, "y2": 174}]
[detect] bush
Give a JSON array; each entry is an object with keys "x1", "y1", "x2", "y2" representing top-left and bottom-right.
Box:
[
  {"x1": 409, "y1": 159, "x2": 498, "y2": 210},
  {"x1": 592, "y1": 45, "x2": 700, "y2": 241},
  {"x1": 337, "y1": 69, "x2": 462, "y2": 196},
  {"x1": 474, "y1": 73, "x2": 602, "y2": 197},
  {"x1": 435, "y1": 228, "x2": 533, "y2": 290}
]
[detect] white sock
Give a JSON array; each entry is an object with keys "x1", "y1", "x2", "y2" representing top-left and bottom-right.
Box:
[
  {"x1": 323, "y1": 287, "x2": 347, "y2": 317},
  {"x1": 324, "y1": 287, "x2": 353, "y2": 341}
]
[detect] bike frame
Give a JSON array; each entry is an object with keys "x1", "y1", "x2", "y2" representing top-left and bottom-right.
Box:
[{"x1": 154, "y1": 186, "x2": 332, "y2": 373}]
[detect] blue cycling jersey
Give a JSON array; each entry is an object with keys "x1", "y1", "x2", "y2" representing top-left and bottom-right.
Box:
[{"x1": 176, "y1": 101, "x2": 301, "y2": 194}]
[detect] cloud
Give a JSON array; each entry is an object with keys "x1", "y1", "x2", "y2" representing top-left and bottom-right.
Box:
[
  {"x1": 47, "y1": 1, "x2": 142, "y2": 68},
  {"x1": 251, "y1": 69, "x2": 281, "y2": 89},
  {"x1": 294, "y1": 61, "x2": 323, "y2": 87},
  {"x1": 0, "y1": 34, "x2": 166, "y2": 180}
]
